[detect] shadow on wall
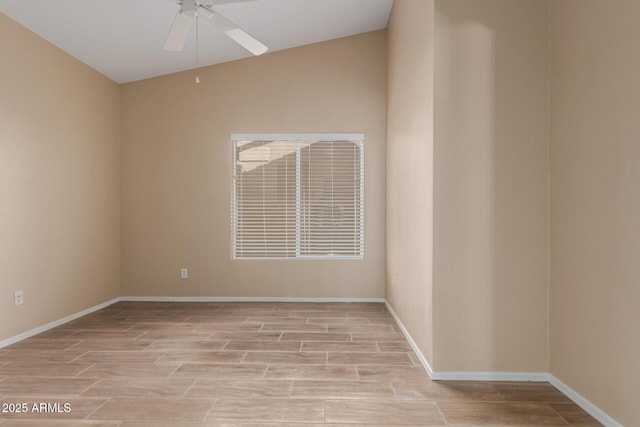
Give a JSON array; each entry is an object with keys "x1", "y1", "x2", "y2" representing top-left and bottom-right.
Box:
[
  {"x1": 435, "y1": 12, "x2": 498, "y2": 370},
  {"x1": 433, "y1": 0, "x2": 548, "y2": 373}
]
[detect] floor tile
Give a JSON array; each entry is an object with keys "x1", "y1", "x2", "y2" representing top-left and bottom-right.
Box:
[
  {"x1": 328, "y1": 352, "x2": 412, "y2": 365},
  {"x1": 248, "y1": 424, "x2": 421, "y2": 427},
  {"x1": 71, "y1": 351, "x2": 164, "y2": 364},
  {"x1": 280, "y1": 332, "x2": 351, "y2": 342},
  {"x1": 325, "y1": 400, "x2": 445, "y2": 425},
  {"x1": 392, "y1": 380, "x2": 504, "y2": 402},
  {"x1": 120, "y1": 422, "x2": 241, "y2": 427},
  {"x1": 186, "y1": 379, "x2": 293, "y2": 398},
  {"x1": 128, "y1": 324, "x2": 201, "y2": 332},
  {"x1": 223, "y1": 341, "x2": 301, "y2": 352},
  {"x1": 327, "y1": 324, "x2": 395, "y2": 333},
  {"x1": 301, "y1": 342, "x2": 379, "y2": 353},
  {"x1": 0, "y1": 350, "x2": 86, "y2": 364},
  {"x1": 0, "y1": 377, "x2": 98, "y2": 396},
  {"x1": 408, "y1": 352, "x2": 422, "y2": 366},
  {"x1": 306, "y1": 318, "x2": 370, "y2": 325},
  {"x1": 438, "y1": 402, "x2": 572, "y2": 426},
  {"x1": 195, "y1": 323, "x2": 263, "y2": 332},
  {"x1": 90, "y1": 397, "x2": 215, "y2": 421},
  {"x1": 243, "y1": 352, "x2": 326, "y2": 365},
  {"x1": 143, "y1": 341, "x2": 227, "y2": 352},
  {"x1": 210, "y1": 331, "x2": 282, "y2": 341},
  {"x1": 377, "y1": 341, "x2": 414, "y2": 352},
  {"x1": 135, "y1": 331, "x2": 213, "y2": 341},
  {"x1": 1, "y1": 421, "x2": 121, "y2": 427},
  {"x1": 185, "y1": 315, "x2": 248, "y2": 324},
  {"x1": 64, "y1": 322, "x2": 130, "y2": 331},
  {"x1": 291, "y1": 380, "x2": 394, "y2": 399},
  {"x1": 156, "y1": 351, "x2": 246, "y2": 364},
  {"x1": 493, "y1": 382, "x2": 573, "y2": 403},
  {"x1": 68, "y1": 340, "x2": 155, "y2": 352},
  {"x1": 28, "y1": 329, "x2": 77, "y2": 339},
  {"x1": 207, "y1": 399, "x2": 325, "y2": 423},
  {"x1": 6, "y1": 340, "x2": 81, "y2": 351},
  {"x1": 289, "y1": 311, "x2": 349, "y2": 318},
  {"x1": 69, "y1": 331, "x2": 146, "y2": 340},
  {"x1": 265, "y1": 364, "x2": 359, "y2": 380},
  {"x1": 171, "y1": 363, "x2": 268, "y2": 379},
  {"x1": 273, "y1": 302, "x2": 328, "y2": 311},
  {"x1": 78, "y1": 363, "x2": 178, "y2": 379},
  {"x1": 350, "y1": 333, "x2": 407, "y2": 342},
  {"x1": 0, "y1": 362, "x2": 93, "y2": 377},
  {"x1": 327, "y1": 304, "x2": 387, "y2": 312},
  {"x1": 244, "y1": 316, "x2": 307, "y2": 325},
  {"x1": 227, "y1": 306, "x2": 278, "y2": 315},
  {"x1": 119, "y1": 316, "x2": 192, "y2": 324},
  {"x1": 357, "y1": 365, "x2": 430, "y2": 382},
  {"x1": 366, "y1": 318, "x2": 398, "y2": 325},
  {"x1": 548, "y1": 403, "x2": 603, "y2": 426},
  {"x1": 82, "y1": 378, "x2": 195, "y2": 397}
]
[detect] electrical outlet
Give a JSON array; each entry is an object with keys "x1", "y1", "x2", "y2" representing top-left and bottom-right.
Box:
[
  {"x1": 14, "y1": 290, "x2": 24, "y2": 306},
  {"x1": 180, "y1": 268, "x2": 188, "y2": 279}
]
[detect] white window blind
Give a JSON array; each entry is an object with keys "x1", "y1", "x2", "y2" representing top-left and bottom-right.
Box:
[{"x1": 232, "y1": 134, "x2": 364, "y2": 259}]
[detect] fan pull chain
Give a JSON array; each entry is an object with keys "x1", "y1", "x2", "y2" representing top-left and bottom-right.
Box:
[{"x1": 195, "y1": 11, "x2": 200, "y2": 84}]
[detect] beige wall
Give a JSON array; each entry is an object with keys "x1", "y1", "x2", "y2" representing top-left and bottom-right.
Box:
[
  {"x1": 432, "y1": 0, "x2": 549, "y2": 372},
  {"x1": 120, "y1": 31, "x2": 386, "y2": 298},
  {"x1": 386, "y1": 0, "x2": 549, "y2": 374},
  {"x1": 386, "y1": 0, "x2": 435, "y2": 365},
  {"x1": 0, "y1": 14, "x2": 121, "y2": 341},
  {"x1": 550, "y1": 1, "x2": 640, "y2": 425}
]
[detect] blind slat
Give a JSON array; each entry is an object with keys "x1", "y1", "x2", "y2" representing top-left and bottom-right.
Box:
[{"x1": 232, "y1": 137, "x2": 364, "y2": 259}]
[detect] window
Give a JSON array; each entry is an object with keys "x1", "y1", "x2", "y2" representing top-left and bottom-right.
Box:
[{"x1": 232, "y1": 134, "x2": 364, "y2": 259}]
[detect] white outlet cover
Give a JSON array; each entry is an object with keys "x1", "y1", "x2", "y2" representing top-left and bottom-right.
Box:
[{"x1": 14, "y1": 290, "x2": 24, "y2": 306}]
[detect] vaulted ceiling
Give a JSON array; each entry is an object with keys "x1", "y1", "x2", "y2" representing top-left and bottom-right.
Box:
[{"x1": 0, "y1": 0, "x2": 393, "y2": 83}]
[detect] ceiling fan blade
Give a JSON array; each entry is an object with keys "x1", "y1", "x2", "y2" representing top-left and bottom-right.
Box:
[
  {"x1": 199, "y1": 5, "x2": 268, "y2": 56},
  {"x1": 164, "y1": 10, "x2": 193, "y2": 51}
]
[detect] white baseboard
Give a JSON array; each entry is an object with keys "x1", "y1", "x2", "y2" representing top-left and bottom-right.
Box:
[
  {"x1": 385, "y1": 299, "x2": 622, "y2": 427},
  {"x1": 430, "y1": 371, "x2": 549, "y2": 382},
  {"x1": 548, "y1": 374, "x2": 623, "y2": 427},
  {"x1": 119, "y1": 296, "x2": 385, "y2": 303},
  {"x1": 0, "y1": 297, "x2": 120, "y2": 349},
  {"x1": 384, "y1": 300, "x2": 435, "y2": 377},
  {"x1": 384, "y1": 302, "x2": 547, "y2": 382}
]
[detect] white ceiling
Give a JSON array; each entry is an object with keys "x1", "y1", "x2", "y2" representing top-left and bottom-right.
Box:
[{"x1": 0, "y1": 0, "x2": 393, "y2": 84}]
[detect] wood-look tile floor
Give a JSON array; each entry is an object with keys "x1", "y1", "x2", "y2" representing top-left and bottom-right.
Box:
[{"x1": 0, "y1": 302, "x2": 601, "y2": 426}]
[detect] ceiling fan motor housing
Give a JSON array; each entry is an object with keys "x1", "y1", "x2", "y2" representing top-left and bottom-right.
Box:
[{"x1": 181, "y1": 0, "x2": 198, "y2": 17}]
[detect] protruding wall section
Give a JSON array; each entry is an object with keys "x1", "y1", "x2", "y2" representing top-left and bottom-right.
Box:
[
  {"x1": 432, "y1": 0, "x2": 549, "y2": 373},
  {"x1": 386, "y1": 0, "x2": 549, "y2": 375}
]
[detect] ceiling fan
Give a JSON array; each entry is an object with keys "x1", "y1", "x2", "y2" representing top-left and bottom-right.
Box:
[{"x1": 164, "y1": 0, "x2": 268, "y2": 56}]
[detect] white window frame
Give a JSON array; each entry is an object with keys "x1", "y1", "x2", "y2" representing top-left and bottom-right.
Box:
[{"x1": 231, "y1": 133, "x2": 365, "y2": 260}]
